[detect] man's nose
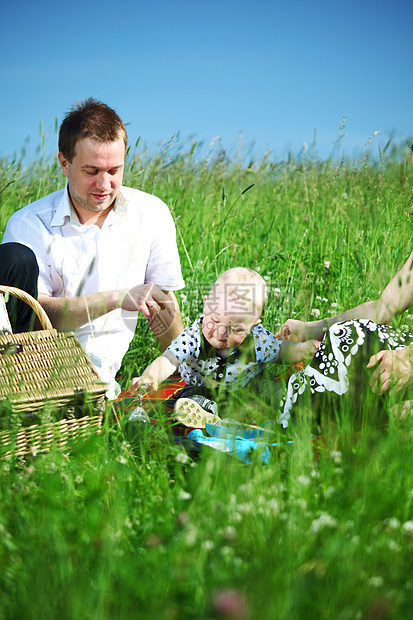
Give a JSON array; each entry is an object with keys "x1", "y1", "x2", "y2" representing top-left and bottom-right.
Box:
[{"x1": 96, "y1": 172, "x2": 111, "y2": 190}]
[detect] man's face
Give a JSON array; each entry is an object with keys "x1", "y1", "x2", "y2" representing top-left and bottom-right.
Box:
[
  {"x1": 202, "y1": 284, "x2": 260, "y2": 352},
  {"x1": 58, "y1": 137, "x2": 125, "y2": 217}
]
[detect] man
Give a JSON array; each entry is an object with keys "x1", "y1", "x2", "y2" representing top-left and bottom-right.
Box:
[{"x1": 1, "y1": 98, "x2": 184, "y2": 398}]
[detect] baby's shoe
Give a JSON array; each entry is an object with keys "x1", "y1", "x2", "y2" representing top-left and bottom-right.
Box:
[{"x1": 174, "y1": 395, "x2": 220, "y2": 428}]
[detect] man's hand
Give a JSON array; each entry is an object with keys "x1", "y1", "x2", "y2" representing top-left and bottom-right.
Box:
[
  {"x1": 120, "y1": 283, "x2": 176, "y2": 320},
  {"x1": 367, "y1": 347, "x2": 413, "y2": 395}
]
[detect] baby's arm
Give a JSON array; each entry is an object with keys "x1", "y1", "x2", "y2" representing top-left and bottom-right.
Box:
[
  {"x1": 277, "y1": 339, "x2": 320, "y2": 365},
  {"x1": 129, "y1": 349, "x2": 179, "y2": 394}
]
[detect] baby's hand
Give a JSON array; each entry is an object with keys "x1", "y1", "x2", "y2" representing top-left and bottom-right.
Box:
[
  {"x1": 302, "y1": 339, "x2": 321, "y2": 359},
  {"x1": 128, "y1": 376, "x2": 157, "y2": 395},
  {"x1": 276, "y1": 319, "x2": 307, "y2": 342}
]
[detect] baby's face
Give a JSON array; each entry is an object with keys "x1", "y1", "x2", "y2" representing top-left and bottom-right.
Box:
[{"x1": 202, "y1": 284, "x2": 260, "y2": 352}]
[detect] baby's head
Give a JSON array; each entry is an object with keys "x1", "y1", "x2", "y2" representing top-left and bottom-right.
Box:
[{"x1": 202, "y1": 267, "x2": 267, "y2": 351}]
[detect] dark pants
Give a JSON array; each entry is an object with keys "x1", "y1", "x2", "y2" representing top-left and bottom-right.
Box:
[{"x1": 0, "y1": 243, "x2": 39, "y2": 332}]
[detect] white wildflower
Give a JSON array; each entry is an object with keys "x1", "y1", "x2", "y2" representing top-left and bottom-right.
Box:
[
  {"x1": 402, "y1": 521, "x2": 413, "y2": 535},
  {"x1": 175, "y1": 452, "x2": 190, "y2": 465},
  {"x1": 117, "y1": 455, "x2": 127, "y2": 465},
  {"x1": 75, "y1": 474, "x2": 84, "y2": 484},
  {"x1": 368, "y1": 575, "x2": 383, "y2": 588},
  {"x1": 330, "y1": 302, "x2": 338, "y2": 309},
  {"x1": 385, "y1": 517, "x2": 401, "y2": 531},
  {"x1": 324, "y1": 261, "x2": 331, "y2": 269},
  {"x1": 387, "y1": 539, "x2": 401, "y2": 552},
  {"x1": 297, "y1": 475, "x2": 311, "y2": 487},
  {"x1": 273, "y1": 288, "x2": 281, "y2": 298},
  {"x1": 310, "y1": 513, "x2": 338, "y2": 533},
  {"x1": 331, "y1": 450, "x2": 342, "y2": 465},
  {"x1": 178, "y1": 489, "x2": 192, "y2": 501},
  {"x1": 311, "y1": 308, "x2": 320, "y2": 318},
  {"x1": 202, "y1": 540, "x2": 214, "y2": 551},
  {"x1": 183, "y1": 524, "x2": 198, "y2": 546},
  {"x1": 223, "y1": 526, "x2": 237, "y2": 541},
  {"x1": 294, "y1": 498, "x2": 307, "y2": 510},
  {"x1": 231, "y1": 512, "x2": 242, "y2": 523},
  {"x1": 267, "y1": 498, "x2": 280, "y2": 514}
]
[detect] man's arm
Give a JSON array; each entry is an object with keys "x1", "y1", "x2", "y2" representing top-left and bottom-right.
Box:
[
  {"x1": 38, "y1": 282, "x2": 177, "y2": 332},
  {"x1": 147, "y1": 291, "x2": 183, "y2": 351}
]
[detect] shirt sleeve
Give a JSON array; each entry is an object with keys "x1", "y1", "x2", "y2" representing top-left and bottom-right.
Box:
[
  {"x1": 253, "y1": 324, "x2": 282, "y2": 363},
  {"x1": 166, "y1": 320, "x2": 200, "y2": 363},
  {"x1": 2, "y1": 208, "x2": 56, "y2": 296},
  {"x1": 143, "y1": 195, "x2": 185, "y2": 290}
]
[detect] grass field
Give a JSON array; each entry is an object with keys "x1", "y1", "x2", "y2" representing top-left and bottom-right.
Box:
[{"x1": 0, "y1": 134, "x2": 413, "y2": 619}]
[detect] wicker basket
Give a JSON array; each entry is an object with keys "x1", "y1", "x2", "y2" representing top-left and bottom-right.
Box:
[{"x1": 0, "y1": 286, "x2": 107, "y2": 457}]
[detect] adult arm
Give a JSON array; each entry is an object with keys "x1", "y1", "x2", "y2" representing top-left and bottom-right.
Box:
[
  {"x1": 129, "y1": 349, "x2": 179, "y2": 394},
  {"x1": 38, "y1": 282, "x2": 176, "y2": 332},
  {"x1": 147, "y1": 291, "x2": 184, "y2": 351},
  {"x1": 276, "y1": 251, "x2": 413, "y2": 342}
]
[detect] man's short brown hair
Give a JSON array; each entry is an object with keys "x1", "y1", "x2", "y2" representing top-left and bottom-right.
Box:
[{"x1": 58, "y1": 98, "x2": 128, "y2": 162}]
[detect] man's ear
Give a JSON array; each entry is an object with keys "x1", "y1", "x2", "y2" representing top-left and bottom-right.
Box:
[
  {"x1": 203, "y1": 295, "x2": 208, "y2": 304},
  {"x1": 58, "y1": 152, "x2": 69, "y2": 178}
]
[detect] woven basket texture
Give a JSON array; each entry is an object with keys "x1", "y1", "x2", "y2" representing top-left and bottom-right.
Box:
[{"x1": 0, "y1": 322, "x2": 107, "y2": 456}]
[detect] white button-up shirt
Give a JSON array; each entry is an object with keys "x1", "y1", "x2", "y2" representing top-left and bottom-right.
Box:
[{"x1": 2, "y1": 184, "x2": 184, "y2": 397}]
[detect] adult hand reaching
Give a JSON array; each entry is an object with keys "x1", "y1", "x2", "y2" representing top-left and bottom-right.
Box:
[
  {"x1": 275, "y1": 319, "x2": 325, "y2": 342},
  {"x1": 120, "y1": 283, "x2": 176, "y2": 320},
  {"x1": 367, "y1": 347, "x2": 413, "y2": 395},
  {"x1": 276, "y1": 319, "x2": 317, "y2": 342}
]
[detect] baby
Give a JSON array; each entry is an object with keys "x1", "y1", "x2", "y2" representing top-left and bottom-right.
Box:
[{"x1": 129, "y1": 268, "x2": 319, "y2": 425}]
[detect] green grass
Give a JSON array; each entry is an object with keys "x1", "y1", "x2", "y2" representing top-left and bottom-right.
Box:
[{"x1": 0, "y1": 134, "x2": 413, "y2": 618}]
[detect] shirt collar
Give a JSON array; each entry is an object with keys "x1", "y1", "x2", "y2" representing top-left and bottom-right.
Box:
[{"x1": 50, "y1": 183, "x2": 128, "y2": 228}]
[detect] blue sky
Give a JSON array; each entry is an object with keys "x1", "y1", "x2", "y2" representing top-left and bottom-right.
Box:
[{"x1": 1, "y1": 0, "x2": 412, "y2": 163}]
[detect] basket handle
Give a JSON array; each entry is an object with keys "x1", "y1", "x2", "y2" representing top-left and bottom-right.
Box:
[{"x1": 0, "y1": 286, "x2": 53, "y2": 331}]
